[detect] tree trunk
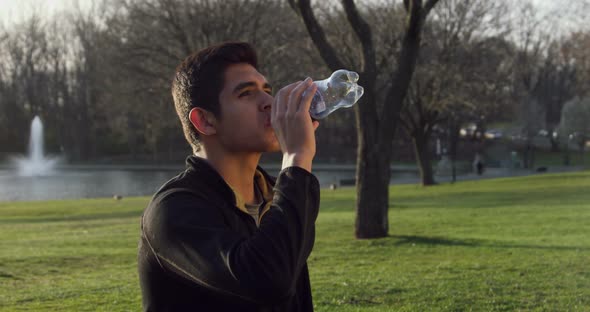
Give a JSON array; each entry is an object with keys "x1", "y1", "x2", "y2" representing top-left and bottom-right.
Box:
[
  {"x1": 354, "y1": 88, "x2": 391, "y2": 239},
  {"x1": 530, "y1": 145, "x2": 535, "y2": 169},
  {"x1": 563, "y1": 145, "x2": 571, "y2": 166},
  {"x1": 448, "y1": 119, "x2": 460, "y2": 183},
  {"x1": 413, "y1": 133, "x2": 435, "y2": 185},
  {"x1": 523, "y1": 141, "x2": 535, "y2": 169},
  {"x1": 549, "y1": 134, "x2": 560, "y2": 152},
  {"x1": 524, "y1": 142, "x2": 535, "y2": 169},
  {"x1": 355, "y1": 140, "x2": 391, "y2": 238}
]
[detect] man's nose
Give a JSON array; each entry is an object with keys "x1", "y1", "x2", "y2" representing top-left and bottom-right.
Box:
[{"x1": 261, "y1": 92, "x2": 273, "y2": 112}]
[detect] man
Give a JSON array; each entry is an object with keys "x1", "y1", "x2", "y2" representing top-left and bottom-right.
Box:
[{"x1": 138, "y1": 42, "x2": 321, "y2": 311}]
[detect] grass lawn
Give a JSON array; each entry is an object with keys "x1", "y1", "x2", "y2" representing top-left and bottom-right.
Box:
[{"x1": 1, "y1": 171, "x2": 589, "y2": 311}]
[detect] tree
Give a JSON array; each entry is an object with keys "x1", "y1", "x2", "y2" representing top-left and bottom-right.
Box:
[
  {"x1": 505, "y1": 4, "x2": 590, "y2": 167},
  {"x1": 63, "y1": 2, "x2": 112, "y2": 161},
  {"x1": 0, "y1": 14, "x2": 58, "y2": 153},
  {"x1": 535, "y1": 40, "x2": 578, "y2": 152},
  {"x1": 289, "y1": 0, "x2": 440, "y2": 238},
  {"x1": 400, "y1": 76, "x2": 443, "y2": 186},
  {"x1": 561, "y1": 31, "x2": 590, "y2": 97},
  {"x1": 400, "y1": 0, "x2": 511, "y2": 185},
  {"x1": 509, "y1": 3, "x2": 553, "y2": 170},
  {"x1": 557, "y1": 97, "x2": 590, "y2": 165}
]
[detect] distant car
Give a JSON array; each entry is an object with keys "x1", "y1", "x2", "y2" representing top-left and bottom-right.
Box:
[
  {"x1": 484, "y1": 129, "x2": 503, "y2": 140},
  {"x1": 460, "y1": 123, "x2": 477, "y2": 137}
]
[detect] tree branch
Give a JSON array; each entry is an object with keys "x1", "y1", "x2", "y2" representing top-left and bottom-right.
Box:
[
  {"x1": 380, "y1": 0, "x2": 427, "y2": 136},
  {"x1": 289, "y1": 0, "x2": 346, "y2": 71},
  {"x1": 423, "y1": 0, "x2": 441, "y2": 18},
  {"x1": 341, "y1": 0, "x2": 376, "y2": 79}
]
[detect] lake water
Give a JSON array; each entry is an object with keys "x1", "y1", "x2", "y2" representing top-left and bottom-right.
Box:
[
  {"x1": 0, "y1": 165, "x2": 419, "y2": 202},
  {"x1": 0, "y1": 168, "x2": 176, "y2": 202}
]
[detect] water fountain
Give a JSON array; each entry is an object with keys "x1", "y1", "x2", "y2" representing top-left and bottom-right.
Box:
[
  {"x1": 0, "y1": 116, "x2": 179, "y2": 201},
  {"x1": 12, "y1": 116, "x2": 60, "y2": 176}
]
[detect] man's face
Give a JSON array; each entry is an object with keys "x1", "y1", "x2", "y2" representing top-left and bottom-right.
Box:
[{"x1": 215, "y1": 63, "x2": 280, "y2": 153}]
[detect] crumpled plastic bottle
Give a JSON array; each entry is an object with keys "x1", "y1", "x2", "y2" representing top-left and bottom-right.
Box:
[{"x1": 308, "y1": 69, "x2": 364, "y2": 119}]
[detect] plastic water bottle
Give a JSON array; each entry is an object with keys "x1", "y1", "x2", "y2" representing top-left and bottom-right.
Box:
[{"x1": 308, "y1": 69, "x2": 364, "y2": 119}]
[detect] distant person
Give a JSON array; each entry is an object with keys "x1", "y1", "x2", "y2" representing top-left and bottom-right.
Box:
[
  {"x1": 138, "y1": 42, "x2": 321, "y2": 311},
  {"x1": 474, "y1": 152, "x2": 484, "y2": 175}
]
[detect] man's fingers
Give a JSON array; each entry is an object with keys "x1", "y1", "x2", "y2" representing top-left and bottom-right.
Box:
[
  {"x1": 288, "y1": 78, "x2": 312, "y2": 114},
  {"x1": 312, "y1": 120, "x2": 320, "y2": 131},
  {"x1": 299, "y1": 82, "x2": 317, "y2": 114},
  {"x1": 273, "y1": 81, "x2": 300, "y2": 119}
]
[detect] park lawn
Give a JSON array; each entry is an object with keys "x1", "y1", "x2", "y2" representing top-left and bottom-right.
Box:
[{"x1": 0, "y1": 171, "x2": 589, "y2": 311}]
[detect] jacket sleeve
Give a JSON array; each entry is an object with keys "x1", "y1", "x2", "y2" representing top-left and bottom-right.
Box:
[{"x1": 141, "y1": 166, "x2": 320, "y2": 305}]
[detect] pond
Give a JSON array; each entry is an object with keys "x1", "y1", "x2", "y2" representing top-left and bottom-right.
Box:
[{"x1": 0, "y1": 165, "x2": 421, "y2": 202}]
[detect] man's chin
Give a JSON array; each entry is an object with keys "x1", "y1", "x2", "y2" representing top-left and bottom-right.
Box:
[
  {"x1": 265, "y1": 144, "x2": 281, "y2": 153},
  {"x1": 263, "y1": 136, "x2": 280, "y2": 153}
]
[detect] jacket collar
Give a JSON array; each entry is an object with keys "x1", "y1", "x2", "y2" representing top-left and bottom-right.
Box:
[{"x1": 185, "y1": 155, "x2": 275, "y2": 214}]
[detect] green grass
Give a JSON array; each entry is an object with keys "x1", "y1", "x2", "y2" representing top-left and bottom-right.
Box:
[{"x1": 1, "y1": 171, "x2": 589, "y2": 311}]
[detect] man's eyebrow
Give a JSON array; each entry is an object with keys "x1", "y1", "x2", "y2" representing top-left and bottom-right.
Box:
[{"x1": 233, "y1": 81, "x2": 273, "y2": 94}]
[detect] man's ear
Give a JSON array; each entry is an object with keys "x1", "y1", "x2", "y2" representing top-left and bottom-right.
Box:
[{"x1": 189, "y1": 107, "x2": 218, "y2": 136}]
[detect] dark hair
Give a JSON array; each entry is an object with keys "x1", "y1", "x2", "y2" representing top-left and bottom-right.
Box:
[{"x1": 172, "y1": 42, "x2": 258, "y2": 152}]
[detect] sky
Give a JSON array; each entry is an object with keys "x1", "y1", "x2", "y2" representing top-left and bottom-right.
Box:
[
  {"x1": 0, "y1": 0, "x2": 587, "y2": 33},
  {"x1": 0, "y1": 0, "x2": 94, "y2": 26},
  {"x1": 527, "y1": 0, "x2": 589, "y2": 34}
]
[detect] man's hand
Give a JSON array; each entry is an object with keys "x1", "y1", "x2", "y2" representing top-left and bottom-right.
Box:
[{"x1": 272, "y1": 77, "x2": 320, "y2": 173}]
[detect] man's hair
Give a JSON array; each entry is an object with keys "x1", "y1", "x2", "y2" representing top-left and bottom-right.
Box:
[{"x1": 172, "y1": 42, "x2": 258, "y2": 153}]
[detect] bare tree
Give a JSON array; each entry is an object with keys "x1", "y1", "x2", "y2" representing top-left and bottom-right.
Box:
[
  {"x1": 400, "y1": 75, "x2": 443, "y2": 185},
  {"x1": 65, "y1": 2, "x2": 112, "y2": 160},
  {"x1": 506, "y1": 4, "x2": 590, "y2": 168},
  {"x1": 535, "y1": 40, "x2": 579, "y2": 152},
  {"x1": 509, "y1": 3, "x2": 554, "y2": 169},
  {"x1": 0, "y1": 14, "x2": 55, "y2": 153},
  {"x1": 289, "y1": 0, "x2": 440, "y2": 238},
  {"x1": 0, "y1": 27, "x2": 18, "y2": 154},
  {"x1": 557, "y1": 97, "x2": 590, "y2": 165},
  {"x1": 561, "y1": 31, "x2": 590, "y2": 97},
  {"x1": 400, "y1": 0, "x2": 511, "y2": 185}
]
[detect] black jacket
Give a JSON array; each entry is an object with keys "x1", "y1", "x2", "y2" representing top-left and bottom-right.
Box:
[{"x1": 138, "y1": 156, "x2": 320, "y2": 311}]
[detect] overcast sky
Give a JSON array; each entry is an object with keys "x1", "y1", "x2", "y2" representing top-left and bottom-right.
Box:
[
  {"x1": 0, "y1": 0, "x2": 587, "y2": 33},
  {"x1": 0, "y1": 0, "x2": 93, "y2": 26}
]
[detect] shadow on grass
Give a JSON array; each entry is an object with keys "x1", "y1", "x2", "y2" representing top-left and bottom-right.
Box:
[
  {"x1": 0, "y1": 271, "x2": 18, "y2": 279},
  {"x1": 390, "y1": 235, "x2": 590, "y2": 251},
  {"x1": 0, "y1": 210, "x2": 142, "y2": 224}
]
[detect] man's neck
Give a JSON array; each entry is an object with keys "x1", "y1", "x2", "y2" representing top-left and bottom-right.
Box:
[{"x1": 196, "y1": 150, "x2": 261, "y2": 204}]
